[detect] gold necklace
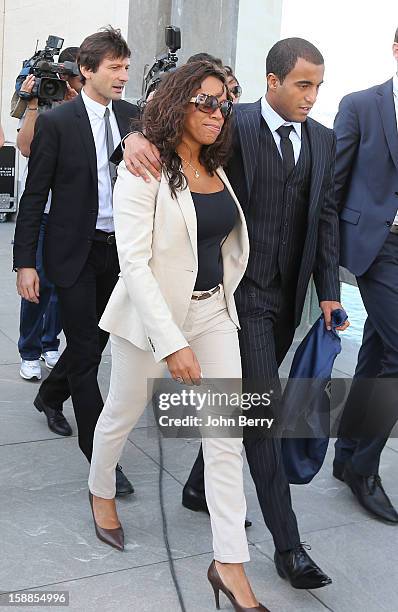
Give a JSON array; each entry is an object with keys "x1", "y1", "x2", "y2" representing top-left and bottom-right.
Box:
[{"x1": 180, "y1": 156, "x2": 200, "y2": 179}]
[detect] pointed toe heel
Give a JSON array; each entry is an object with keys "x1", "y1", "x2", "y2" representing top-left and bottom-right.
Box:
[
  {"x1": 207, "y1": 560, "x2": 271, "y2": 611},
  {"x1": 89, "y1": 491, "x2": 124, "y2": 551}
]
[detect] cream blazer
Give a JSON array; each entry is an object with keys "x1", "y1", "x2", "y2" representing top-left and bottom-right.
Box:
[{"x1": 99, "y1": 161, "x2": 250, "y2": 363}]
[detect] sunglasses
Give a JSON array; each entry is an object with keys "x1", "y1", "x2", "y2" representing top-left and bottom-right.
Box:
[
  {"x1": 189, "y1": 93, "x2": 233, "y2": 119},
  {"x1": 229, "y1": 85, "x2": 242, "y2": 98}
]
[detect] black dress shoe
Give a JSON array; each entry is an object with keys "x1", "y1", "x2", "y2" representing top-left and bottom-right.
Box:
[
  {"x1": 182, "y1": 484, "x2": 252, "y2": 528},
  {"x1": 332, "y1": 460, "x2": 345, "y2": 482},
  {"x1": 34, "y1": 393, "x2": 72, "y2": 437},
  {"x1": 115, "y1": 464, "x2": 134, "y2": 497},
  {"x1": 343, "y1": 460, "x2": 398, "y2": 523},
  {"x1": 274, "y1": 543, "x2": 332, "y2": 589}
]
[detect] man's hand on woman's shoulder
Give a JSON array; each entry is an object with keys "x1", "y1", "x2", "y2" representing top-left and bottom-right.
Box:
[{"x1": 123, "y1": 133, "x2": 162, "y2": 183}]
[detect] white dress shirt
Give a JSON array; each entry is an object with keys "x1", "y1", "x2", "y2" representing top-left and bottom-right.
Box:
[
  {"x1": 261, "y1": 95, "x2": 302, "y2": 164},
  {"x1": 81, "y1": 88, "x2": 121, "y2": 232},
  {"x1": 392, "y1": 73, "x2": 398, "y2": 225}
]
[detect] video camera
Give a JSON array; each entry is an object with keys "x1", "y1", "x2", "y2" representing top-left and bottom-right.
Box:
[
  {"x1": 15, "y1": 35, "x2": 80, "y2": 105},
  {"x1": 139, "y1": 26, "x2": 181, "y2": 108}
]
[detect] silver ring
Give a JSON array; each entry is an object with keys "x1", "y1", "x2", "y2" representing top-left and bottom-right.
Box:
[{"x1": 175, "y1": 376, "x2": 184, "y2": 384}]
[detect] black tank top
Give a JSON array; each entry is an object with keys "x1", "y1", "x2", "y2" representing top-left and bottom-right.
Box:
[{"x1": 191, "y1": 186, "x2": 238, "y2": 291}]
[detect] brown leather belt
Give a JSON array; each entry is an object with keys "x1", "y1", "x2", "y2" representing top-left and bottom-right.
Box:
[{"x1": 191, "y1": 284, "x2": 221, "y2": 301}]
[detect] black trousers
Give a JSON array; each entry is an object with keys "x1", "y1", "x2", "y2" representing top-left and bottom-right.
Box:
[
  {"x1": 335, "y1": 232, "x2": 398, "y2": 475},
  {"x1": 186, "y1": 287, "x2": 301, "y2": 552},
  {"x1": 39, "y1": 240, "x2": 119, "y2": 461}
]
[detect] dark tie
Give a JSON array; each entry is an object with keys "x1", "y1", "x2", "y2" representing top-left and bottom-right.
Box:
[
  {"x1": 104, "y1": 107, "x2": 117, "y2": 189},
  {"x1": 276, "y1": 125, "x2": 295, "y2": 179}
]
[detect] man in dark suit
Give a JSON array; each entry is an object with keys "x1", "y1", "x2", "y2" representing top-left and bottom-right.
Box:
[
  {"x1": 13, "y1": 27, "x2": 139, "y2": 496},
  {"x1": 333, "y1": 28, "x2": 398, "y2": 523},
  {"x1": 121, "y1": 38, "x2": 348, "y2": 588}
]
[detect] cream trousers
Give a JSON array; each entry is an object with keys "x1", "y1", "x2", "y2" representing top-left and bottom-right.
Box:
[{"x1": 88, "y1": 286, "x2": 249, "y2": 563}]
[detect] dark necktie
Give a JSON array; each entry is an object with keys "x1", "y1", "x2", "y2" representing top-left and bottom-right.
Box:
[
  {"x1": 104, "y1": 107, "x2": 117, "y2": 190},
  {"x1": 276, "y1": 125, "x2": 295, "y2": 179}
]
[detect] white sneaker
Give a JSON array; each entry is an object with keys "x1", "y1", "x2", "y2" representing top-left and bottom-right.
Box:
[
  {"x1": 40, "y1": 350, "x2": 60, "y2": 369},
  {"x1": 20, "y1": 359, "x2": 42, "y2": 380}
]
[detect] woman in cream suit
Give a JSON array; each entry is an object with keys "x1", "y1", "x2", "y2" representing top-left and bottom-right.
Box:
[{"x1": 88, "y1": 62, "x2": 269, "y2": 611}]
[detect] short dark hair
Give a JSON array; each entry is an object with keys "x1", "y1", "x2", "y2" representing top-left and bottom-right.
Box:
[
  {"x1": 187, "y1": 52, "x2": 223, "y2": 68},
  {"x1": 58, "y1": 47, "x2": 79, "y2": 63},
  {"x1": 77, "y1": 26, "x2": 130, "y2": 84},
  {"x1": 395, "y1": 27, "x2": 398, "y2": 43},
  {"x1": 266, "y1": 37, "x2": 324, "y2": 83}
]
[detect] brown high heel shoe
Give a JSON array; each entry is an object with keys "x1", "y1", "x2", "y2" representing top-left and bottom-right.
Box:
[
  {"x1": 88, "y1": 491, "x2": 124, "y2": 551},
  {"x1": 207, "y1": 560, "x2": 271, "y2": 611}
]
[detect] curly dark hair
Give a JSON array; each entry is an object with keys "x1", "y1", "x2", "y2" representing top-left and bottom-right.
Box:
[{"x1": 142, "y1": 61, "x2": 233, "y2": 197}]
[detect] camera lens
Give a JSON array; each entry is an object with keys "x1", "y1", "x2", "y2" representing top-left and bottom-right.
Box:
[
  {"x1": 43, "y1": 79, "x2": 58, "y2": 97},
  {"x1": 39, "y1": 77, "x2": 65, "y2": 101}
]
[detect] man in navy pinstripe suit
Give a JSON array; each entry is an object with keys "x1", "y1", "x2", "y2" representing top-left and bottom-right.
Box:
[{"x1": 123, "y1": 38, "x2": 349, "y2": 590}]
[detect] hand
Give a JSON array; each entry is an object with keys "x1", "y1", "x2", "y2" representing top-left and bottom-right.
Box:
[
  {"x1": 20, "y1": 75, "x2": 38, "y2": 106},
  {"x1": 16, "y1": 268, "x2": 40, "y2": 304},
  {"x1": 123, "y1": 133, "x2": 162, "y2": 183},
  {"x1": 63, "y1": 82, "x2": 78, "y2": 101},
  {"x1": 320, "y1": 301, "x2": 350, "y2": 332},
  {"x1": 166, "y1": 346, "x2": 202, "y2": 385}
]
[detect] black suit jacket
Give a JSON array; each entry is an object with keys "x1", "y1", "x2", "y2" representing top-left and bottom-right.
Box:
[
  {"x1": 13, "y1": 94, "x2": 140, "y2": 287},
  {"x1": 226, "y1": 100, "x2": 340, "y2": 326}
]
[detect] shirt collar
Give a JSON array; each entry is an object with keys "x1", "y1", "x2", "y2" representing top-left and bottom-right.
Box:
[
  {"x1": 393, "y1": 73, "x2": 398, "y2": 98},
  {"x1": 261, "y1": 95, "x2": 302, "y2": 139},
  {"x1": 81, "y1": 88, "x2": 113, "y2": 118}
]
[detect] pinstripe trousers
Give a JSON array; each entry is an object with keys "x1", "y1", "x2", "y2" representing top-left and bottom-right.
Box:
[{"x1": 238, "y1": 310, "x2": 300, "y2": 552}]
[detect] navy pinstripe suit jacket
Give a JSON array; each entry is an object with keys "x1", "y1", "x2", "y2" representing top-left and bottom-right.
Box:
[{"x1": 226, "y1": 99, "x2": 340, "y2": 327}]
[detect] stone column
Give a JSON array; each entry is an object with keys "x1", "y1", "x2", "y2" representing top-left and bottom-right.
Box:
[
  {"x1": 126, "y1": 0, "x2": 172, "y2": 100},
  {"x1": 170, "y1": 0, "x2": 239, "y2": 67},
  {"x1": 126, "y1": 0, "x2": 240, "y2": 100}
]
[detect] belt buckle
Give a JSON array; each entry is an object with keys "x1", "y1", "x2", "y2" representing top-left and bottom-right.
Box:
[
  {"x1": 192, "y1": 285, "x2": 220, "y2": 300},
  {"x1": 106, "y1": 234, "x2": 115, "y2": 245}
]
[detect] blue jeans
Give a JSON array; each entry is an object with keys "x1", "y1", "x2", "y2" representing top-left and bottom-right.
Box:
[{"x1": 18, "y1": 214, "x2": 61, "y2": 360}]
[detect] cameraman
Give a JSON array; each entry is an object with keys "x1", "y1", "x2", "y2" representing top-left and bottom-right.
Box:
[
  {"x1": 16, "y1": 48, "x2": 80, "y2": 415},
  {"x1": 17, "y1": 47, "x2": 80, "y2": 156}
]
